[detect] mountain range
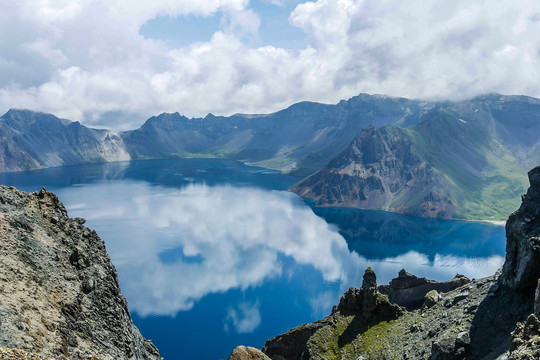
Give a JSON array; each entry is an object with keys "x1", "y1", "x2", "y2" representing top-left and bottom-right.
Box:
[{"x1": 0, "y1": 93, "x2": 538, "y2": 219}]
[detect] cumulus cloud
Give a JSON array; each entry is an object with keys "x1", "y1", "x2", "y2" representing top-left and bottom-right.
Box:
[
  {"x1": 1, "y1": 0, "x2": 539, "y2": 128},
  {"x1": 60, "y1": 181, "x2": 504, "y2": 316}
]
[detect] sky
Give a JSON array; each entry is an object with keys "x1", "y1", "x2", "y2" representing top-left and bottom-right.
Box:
[{"x1": 1, "y1": 0, "x2": 540, "y2": 129}]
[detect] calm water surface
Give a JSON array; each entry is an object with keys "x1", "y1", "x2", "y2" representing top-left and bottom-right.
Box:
[{"x1": 0, "y1": 159, "x2": 506, "y2": 360}]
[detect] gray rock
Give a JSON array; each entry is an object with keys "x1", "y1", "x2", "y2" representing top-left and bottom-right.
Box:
[
  {"x1": 509, "y1": 314, "x2": 540, "y2": 359},
  {"x1": 379, "y1": 270, "x2": 470, "y2": 310},
  {"x1": 0, "y1": 186, "x2": 161, "y2": 359},
  {"x1": 456, "y1": 332, "x2": 471, "y2": 346},
  {"x1": 424, "y1": 290, "x2": 440, "y2": 308},
  {"x1": 452, "y1": 292, "x2": 469, "y2": 305},
  {"x1": 228, "y1": 346, "x2": 271, "y2": 360},
  {"x1": 430, "y1": 333, "x2": 456, "y2": 360},
  {"x1": 500, "y1": 166, "x2": 540, "y2": 293},
  {"x1": 535, "y1": 279, "x2": 540, "y2": 317}
]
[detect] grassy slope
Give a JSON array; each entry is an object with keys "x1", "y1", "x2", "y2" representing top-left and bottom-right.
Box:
[{"x1": 406, "y1": 110, "x2": 528, "y2": 220}]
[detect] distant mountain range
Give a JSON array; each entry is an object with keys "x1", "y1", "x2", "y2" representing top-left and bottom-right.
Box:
[{"x1": 0, "y1": 93, "x2": 538, "y2": 219}]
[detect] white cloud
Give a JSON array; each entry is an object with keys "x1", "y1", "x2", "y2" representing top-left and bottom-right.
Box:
[
  {"x1": 224, "y1": 301, "x2": 262, "y2": 333},
  {"x1": 1, "y1": 0, "x2": 540, "y2": 129}
]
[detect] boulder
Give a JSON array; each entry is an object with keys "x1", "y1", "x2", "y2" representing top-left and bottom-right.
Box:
[
  {"x1": 423, "y1": 290, "x2": 440, "y2": 308},
  {"x1": 228, "y1": 346, "x2": 271, "y2": 360}
]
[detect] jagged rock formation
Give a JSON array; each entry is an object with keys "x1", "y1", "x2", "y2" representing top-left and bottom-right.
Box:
[
  {"x1": 293, "y1": 125, "x2": 458, "y2": 218},
  {"x1": 500, "y1": 167, "x2": 540, "y2": 293},
  {"x1": 230, "y1": 166, "x2": 540, "y2": 359},
  {"x1": 334, "y1": 268, "x2": 404, "y2": 318},
  {"x1": 261, "y1": 268, "x2": 404, "y2": 360},
  {"x1": 378, "y1": 269, "x2": 470, "y2": 310},
  {"x1": 0, "y1": 186, "x2": 160, "y2": 359},
  {"x1": 509, "y1": 314, "x2": 540, "y2": 359}
]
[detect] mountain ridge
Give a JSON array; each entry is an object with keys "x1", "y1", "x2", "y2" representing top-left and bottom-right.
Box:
[
  {"x1": 1, "y1": 92, "x2": 538, "y2": 219},
  {"x1": 292, "y1": 103, "x2": 534, "y2": 220}
]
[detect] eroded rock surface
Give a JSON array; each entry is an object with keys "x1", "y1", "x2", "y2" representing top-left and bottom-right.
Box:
[
  {"x1": 509, "y1": 314, "x2": 540, "y2": 359},
  {"x1": 501, "y1": 166, "x2": 540, "y2": 293},
  {"x1": 0, "y1": 186, "x2": 160, "y2": 359},
  {"x1": 378, "y1": 269, "x2": 470, "y2": 310},
  {"x1": 228, "y1": 346, "x2": 271, "y2": 360}
]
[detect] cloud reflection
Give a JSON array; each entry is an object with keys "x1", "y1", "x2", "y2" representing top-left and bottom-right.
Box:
[
  {"x1": 224, "y1": 301, "x2": 261, "y2": 334},
  {"x1": 62, "y1": 182, "x2": 504, "y2": 316}
]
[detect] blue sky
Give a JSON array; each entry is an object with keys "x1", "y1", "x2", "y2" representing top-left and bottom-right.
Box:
[
  {"x1": 140, "y1": 1, "x2": 306, "y2": 50},
  {"x1": 1, "y1": 0, "x2": 540, "y2": 129}
]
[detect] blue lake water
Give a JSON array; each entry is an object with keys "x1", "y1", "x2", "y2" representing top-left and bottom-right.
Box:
[{"x1": 0, "y1": 159, "x2": 507, "y2": 360}]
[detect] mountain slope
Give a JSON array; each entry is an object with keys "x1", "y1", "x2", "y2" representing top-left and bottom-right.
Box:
[
  {"x1": 120, "y1": 95, "x2": 431, "y2": 175},
  {"x1": 0, "y1": 93, "x2": 538, "y2": 219},
  {"x1": 0, "y1": 109, "x2": 129, "y2": 172},
  {"x1": 293, "y1": 107, "x2": 530, "y2": 220}
]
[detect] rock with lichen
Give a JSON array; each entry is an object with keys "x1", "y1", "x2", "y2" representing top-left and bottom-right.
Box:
[{"x1": 0, "y1": 186, "x2": 160, "y2": 360}]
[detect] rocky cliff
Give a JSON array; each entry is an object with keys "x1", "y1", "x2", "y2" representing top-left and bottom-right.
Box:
[
  {"x1": 0, "y1": 109, "x2": 129, "y2": 172},
  {"x1": 0, "y1": 186, "x2": 160, "y2": 359},
  {"x1": 230, "y1": 166, "x2": 540, "y2": 359},
  {"x1": 293, "y1": 109, "x2": 530, "y2": 220},
  {"x1": 292, "y1": 125, "x2": 460, "y2": 218}
]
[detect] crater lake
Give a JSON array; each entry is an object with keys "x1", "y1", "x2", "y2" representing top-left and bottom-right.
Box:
[{"x1": 0, "y1": 158, "x2": 506, "y2": 360}]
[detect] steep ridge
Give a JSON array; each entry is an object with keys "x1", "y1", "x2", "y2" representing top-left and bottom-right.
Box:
[
  {"x1": 0, "y1": 109, "x2": 129, "y2": 172},
  {"x1": 0, "y1": 186, "x2": 160, "y2": 359},
  {"x1": 230, "y1": 166, "x2": 540, "y2": 359},
  {"x1": 1, "y1": 94, "x2": 538, "y2": 176},
  {"x1": 120, "y1": 95, "x2": 430, "y2": 175},
  {"x1": 293, "y1": 107, "x2": 530, "y2": 220}
]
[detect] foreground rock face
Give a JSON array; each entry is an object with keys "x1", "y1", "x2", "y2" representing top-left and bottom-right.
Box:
[
  {"x1": 501, "y1": 166, "x2": 540, "y2": 293},
  {"x1": 378, "y1": 269, "x2": 470, "y2": 310},
  {"x1": 0, "y1": 186, "x2": 160, "y2": 359}
]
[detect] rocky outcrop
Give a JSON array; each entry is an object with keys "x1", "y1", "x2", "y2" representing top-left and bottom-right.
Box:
[
  {"x1": 509, "y1": 314, "x2": 540, "y2": 359},
  {"x1": 378, "y1": 269, "x2": 470, "y2": 310},
  {"x1": 0, "y1": 186, "x2": 160, "y2": 359},
  {"x1": 334, "y1": 268, "x2": 404, "y2": 318},
  {"x1": 500, "y1": 166, "x2": 540, "y2": 293},
  {"x1": 228, "y1": 346, "x2": 271, "y2": 360},
  {"x1": 261, "y1": 268, "x2": 404, "y2": 360}
]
